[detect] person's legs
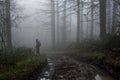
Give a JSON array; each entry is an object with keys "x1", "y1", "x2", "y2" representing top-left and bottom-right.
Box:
[
  {"x1": 36, "y1": 47, "x2": 39, "y2": 54},
  {"x1": 38, "y1": 47, "x2": 40, "y2": 54},
  {"x1": 39, "y1": 47, "x2": 41, "y2": 54}
]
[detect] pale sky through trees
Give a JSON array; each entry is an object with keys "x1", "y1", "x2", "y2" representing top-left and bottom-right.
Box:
[
  {"x1": 12, "y1": 0, "x2": 101, "y2": 49},
  {"x1": 12, "y1": 0, "x2": 52, "y2": 49},
  {"x1": 12, "y1": 0, "x2": 85, "y2": 48},
  {"x1": 18, "y1": 0, "x2": 46, "y2": 14}
]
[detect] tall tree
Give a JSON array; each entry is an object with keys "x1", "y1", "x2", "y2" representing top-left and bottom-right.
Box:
[
  {"x1": 99, "y1": 0, "x2": 107, "y2": 40},
  {"x1": 62, "y1": 0, "x2": 67, "y2": 43},
  {"x1": 80, "y1": 1, "x2": 84, "y2": 39},
  {"x1": 86, "y1": 7, "x2": 89, "y2": 39},
  {"x1": 5, "y1": 0, "x2": 12, "y2": 49},
  {"x1": 0, "y1": 1, "x2": 7, "y2": 51},
  {"x1": 112, "y1": 0, "x2": 120, "y2": 34},
  {"x1": 51, "y1": 0, "x2": 55, "y2": 48},
  {"x1": 56, "y1": 0, "x2": 60, "y2": 43},
  {"x1": 91, "y1": 0, "x2": 94, "y2": 38},
  {"x1": 76, "y1": 0, "x2": 80, "y2": 42},
  {"x1": 69, "y1": 1, "x2": 72, "y2": 42}
]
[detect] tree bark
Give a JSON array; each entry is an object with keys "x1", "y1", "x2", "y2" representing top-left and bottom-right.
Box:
[
  {"x1": 76, "y1": 0, "x2": 80, "y2": 42},
  {"x1": 56, "y1": 0, "x2": 60, "y2": 44},
  {"x1": 51, "y1": 0, "x2": 55, "y2": 48},
  {"x1": 99, "y1": 0, "x2": 107, "y2": 40},
  {"x1": 62, "y1": 0, "x2": 67, "y2": 43},
  {"x1": 91, "y1": 0, "x2": 94, "y2": 38},
  {"x1": 80, "y1": 1, "x2": 83, "y2": 40},
  {"x1": 5, "y1": 0, "x2": 12, "y2": 49}
]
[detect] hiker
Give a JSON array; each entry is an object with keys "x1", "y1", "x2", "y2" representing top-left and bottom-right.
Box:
[{"x1": 36, "y1": 39, "x2": 41, "y2": 54}]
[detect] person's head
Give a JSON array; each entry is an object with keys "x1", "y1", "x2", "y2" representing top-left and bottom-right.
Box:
[{"x1": 36, "y1": 39, "x2": 38, "y2": 42}]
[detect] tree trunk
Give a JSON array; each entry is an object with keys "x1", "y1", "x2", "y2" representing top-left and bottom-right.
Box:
[
  {"x1": 80, "y1": 1, "x2": 83, "y2": 40},
  {"x1": 51, "y1": 0, "x2": 55, "y2": 48},
  {"x1": 69, "y1": 2, "x2": 72, "y2": 42},
  {"x1": 99, "y1": 0, "x2": 107, "y2": 40},
  {"x1": 76, "y1": 0, "x2": 80, "y2": 42},
  {"x1": 56, "y1": 0, "x2": 60, "y2": 44},
  {"x1": 86, "y1": 7, "x2": 89, "y2": 39},
  {"x1": 5, "y1": 0, "x2": 12, "y2": 49},
  {"x1": 91, "y1": 0, "x2": 94, "y2": 38},
  {"x1": 62, "y1": 0, "x2": 67, "y2": 43}
]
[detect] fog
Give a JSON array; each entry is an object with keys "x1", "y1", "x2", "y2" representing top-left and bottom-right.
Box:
[
  {"x1": 12, "y1": 0, "x2": 78, "y2": 49},
  {"x1": 11, "y1": 0, "x2": 101, "y2": 50},
  {"x1": 12, "y1": 0, "x2": 52, "y2": 49},
  {"x1": 0, "y1": 0, "x2": 119, "y2": 79}
]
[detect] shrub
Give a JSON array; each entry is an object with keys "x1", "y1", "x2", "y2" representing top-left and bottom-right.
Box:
[{"x1": 0, "y1": 47, "x2": 34, "y2": 66}]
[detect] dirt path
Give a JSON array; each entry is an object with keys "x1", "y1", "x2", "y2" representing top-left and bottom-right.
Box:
[{"x1": 38, "y1": 54, "x2": 114, "y2": 80}]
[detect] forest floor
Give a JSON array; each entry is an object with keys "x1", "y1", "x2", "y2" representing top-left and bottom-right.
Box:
[
  {"x1": 37, "y1": 53, "x2": 114, "y2": 80},
  {"x1": 66, "y1": 50, "x2": 120, "y2": 80},
  {"x1": 0, "y1": 49, "x2": 119, "y2": 80},
  {"x1": 44, "y1": 49, "x2": 120, "y2": 80},
  {"x1": 0, "y1": 52, "x2": 47, "y2": 80},
  {"x1": 0, "y1": 55, "x2": 45, "y2": 80}
]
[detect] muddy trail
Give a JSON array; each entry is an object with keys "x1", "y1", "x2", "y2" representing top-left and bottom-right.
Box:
[{"x1": 37, "y1": 54, "x2": 114, "y2": 80}]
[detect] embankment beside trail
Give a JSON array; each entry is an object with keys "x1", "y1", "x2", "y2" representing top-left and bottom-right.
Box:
[
  {"x1": 0, "y1": 55, "x2": 47, "y2": 80},
  {"x1": 67, "y1": 51, "x2": 120, "y2": 80},
  {"x1": 0, "y1": 48, "x2": 47, "y2": 80}
]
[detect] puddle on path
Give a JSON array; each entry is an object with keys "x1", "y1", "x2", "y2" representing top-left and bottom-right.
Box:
[
  {"x1": 38, "y1": 55, "x2": 113, "y2": 80},
  {"x1": 95, "y1": 75, "x2": 102, "y2": 80}
]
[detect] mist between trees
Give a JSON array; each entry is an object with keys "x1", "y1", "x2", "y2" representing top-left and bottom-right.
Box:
[{"x1": 0, "y1": 0, "x2": 119, "y2": 51}]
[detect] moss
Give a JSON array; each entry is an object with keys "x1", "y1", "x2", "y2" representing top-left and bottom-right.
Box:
[
  {"x1": 0, "y1": 54, "x2": 46, "y2": 80},
  {"x1": 69, "y1": 51, "x2": 120, "y2": 68}
]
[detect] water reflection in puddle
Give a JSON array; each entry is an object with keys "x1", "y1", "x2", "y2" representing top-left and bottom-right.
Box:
[
  {"x1": 95, "y1": 74, "x2": 102, "y2": 80},
  {"x1": 39, "y1": 75, "x2": 103, "y2": 80},
  {"x1": 40, "y1": 78, "x2": 50, "y2": 80},
  {"x1": 38, "y1": 58, "x2": 54, "y2": 80},
  {"x1": 44, "y1": 71, "x2": 50, "y2": 77}
]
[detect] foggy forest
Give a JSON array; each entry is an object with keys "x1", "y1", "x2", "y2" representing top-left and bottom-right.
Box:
[{"x1": 0, "y1": 0, "x2": 120, "y2": 80}]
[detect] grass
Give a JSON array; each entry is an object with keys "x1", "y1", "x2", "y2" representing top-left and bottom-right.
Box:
[
  {"x1": 0, "y1": 48, "x2": 46, "y2": 80},
  {"x1": 69, "y1": 51, "x2": 120, "y2": 67},
  {"x1": 79, "y1": 52, "x2": 105, "y2": 60}
]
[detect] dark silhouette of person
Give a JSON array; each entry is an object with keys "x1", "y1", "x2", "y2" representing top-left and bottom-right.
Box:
[{"x1": 36, "y1": 39, "x2": 41, "y2": 54}]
